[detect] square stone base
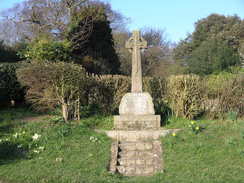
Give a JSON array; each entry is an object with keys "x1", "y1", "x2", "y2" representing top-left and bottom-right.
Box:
[{"x1": 114, "y1": 115, "x2": 161, "y2": 130}]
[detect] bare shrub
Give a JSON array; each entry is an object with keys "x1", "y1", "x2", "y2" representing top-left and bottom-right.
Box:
[
  {"x1": 17, "y1": 62, "x2": 88, "y2": 122},
  {"x1": 167, "y1": 75, "x2": 203, "y2": 119},
  {"x1": 204, "y1": 73, "x2": 244, "y2": 118}
]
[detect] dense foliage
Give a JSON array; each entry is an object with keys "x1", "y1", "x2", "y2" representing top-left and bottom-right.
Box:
[
  {"x1": 0, "y1": 63, "x2": 25, "y2": 106},
  {"x1": 0, "y1": 41, "x2": 23, "y2": 63},
  {"x1": 187, "y1": 39, "x2": 240, "y2": 75},
  {"x1": 174, "y1": 14, "x2": 244, "y2": 75},
  {"x1": 67, "y1": 2, "x2": 120, "y2": 74},
  {"x1": 22, "y1": 38, "x2": 72, "y2": 62}
]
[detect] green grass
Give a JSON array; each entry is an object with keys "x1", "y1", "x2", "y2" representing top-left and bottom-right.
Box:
[{"x1": 0, "y1": 108, "x2": 244, "y2": 183}]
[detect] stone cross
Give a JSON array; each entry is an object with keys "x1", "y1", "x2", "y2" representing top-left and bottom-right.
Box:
[{"x1": 126, "y1": 30, "x2": 147, "y2": 93}]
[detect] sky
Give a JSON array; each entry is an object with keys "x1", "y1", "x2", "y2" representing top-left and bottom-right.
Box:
[{"x1": 0, "y1": 0, "x2": 244, "y2": 43}]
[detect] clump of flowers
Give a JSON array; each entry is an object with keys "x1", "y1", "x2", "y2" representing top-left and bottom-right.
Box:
[
  {"x1": 33, "y1": 146, "x2": 45, "y2": 154},
  {"x1": 0, "y1": 131, "x2": 45, "y2": 157},
  {"x1": 89, "y1": 136, "x2": 100, "y2": 143},
  {"x1": 188, "y1": 121, "x2": 202, "y2": 134}
]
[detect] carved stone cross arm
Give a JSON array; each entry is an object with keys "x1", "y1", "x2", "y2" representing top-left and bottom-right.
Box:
[
  {"x1": 126, "y1": 30, "x2": 147, "y2": 93},
  {"x1": 125, "y1": 32, "x2": 147, "y2": 50}
]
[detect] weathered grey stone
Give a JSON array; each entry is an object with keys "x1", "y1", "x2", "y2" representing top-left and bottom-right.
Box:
[
  {"x1": 144, "y1": 167, "x2": 154, "y2": 174},
  {"x1": 109, "y1": 141, "x2": 119, "y2": 173},
  {"x1": 136, "y1": 143, "x2": 145, "y2": 150},
  {"x1": 119, "y1": 151, "x2": 136, "y2": 158},
  {"x1": 145, "y1": 143, "x2": 153, "y2": 150},
  {"x1": 106, "y1": 30, "x2": 168, "y2": 177},
  {"x1": 117, "y1": 166, "x2": 126, "y2": 174},
  {"x1": 125, "y1": 166, "x2": 136, "y2": 176},
  {"x1": 145, "y1": 158, "x2": 154, "y2": 165},
  {"x1": 114, "y1": 115, "x2": 160, "y2": 130},
  {"x1": 125, "y1": 30, "x2": 147, "y2": 93},
  {"x1": 97, "y1": 129, "x2": 181, "y2": 141},
  {"x1": 119, "y1": 92, "x2": 155, "y2": 115},
  {"x1": 111, "y1": 140, "x2": 164, "y2": 176},
  {"x1": 127, "y1": 160, "x2": 136, "y2": 166},
  {"x1": 119, "y1": 142, "x2": 137, "y2": 151},
  {"x1": 136, "y1": 159, "x2": 145, "y2": 165}
]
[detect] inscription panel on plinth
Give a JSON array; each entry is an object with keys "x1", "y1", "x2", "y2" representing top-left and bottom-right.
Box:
[
  {"x1": 119, "y1": 93, "x2": 155, "y2": 115},
  {"x1": 114, "y1": 115, "x2": 161, "y2": 130}
]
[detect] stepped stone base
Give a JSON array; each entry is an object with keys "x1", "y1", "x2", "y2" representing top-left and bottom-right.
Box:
[
  {"x1": 106, "y1": 130, "x2": 172, "y2": 176},
  {"x1": 110, "y1": 140, "x2": 163, "y2": 176},
  {"x1": 114, "y1": 115, "x2": 160, "y2": 130}
]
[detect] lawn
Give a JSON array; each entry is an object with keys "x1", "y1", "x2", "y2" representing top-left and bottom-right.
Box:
[{"x1": 0, "y1": 108, "x2": 243, "y2": 183}]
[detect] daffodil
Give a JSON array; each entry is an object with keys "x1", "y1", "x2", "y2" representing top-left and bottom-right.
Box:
[
  {"x1": 17, "y1": 144, "x2": 23, "y2": 148},
  {"x1": 32, "y1": 133, "x2": 41, "y2": 141},
  {"x1": 13, "y1": 133, "x2": 18, "y2": 138},
  {"x1": 172, "y1": 133, "x2": 176, "y2": 137},
  {"x1": 38, "y1": 146, "x2": 45, "y2": 151},
  {"x1": 33, "y1": 150, "x2": 40, "y2": 154}
]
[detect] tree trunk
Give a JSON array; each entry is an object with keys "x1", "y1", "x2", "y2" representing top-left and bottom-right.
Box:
[{"x1": 62, "y1": 103, "x2": 69, "y2": 122}]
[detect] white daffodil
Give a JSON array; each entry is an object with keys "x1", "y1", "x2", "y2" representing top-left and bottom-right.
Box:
[
  {"x1": 32, "y1": 133, "x2": 41, "y2": 141},
  {"x1": 17, "y1": 144, "x2": 23, "y2": 148},
  {"x1": 13, "y1": 133, "x2": 18, "y2": 138},
  {"x1": 33, "y1": 150, "x2": 40, "y2": 154},
  {"x1": 38, "y1": 146, "x2": 45, "y2": 151}
]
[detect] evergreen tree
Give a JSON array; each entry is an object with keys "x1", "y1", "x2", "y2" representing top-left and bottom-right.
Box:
[
  {"x1": 67, "y1": 2, "x2": 120, "y2": 74},
  {"x1": 187, "y1": 39, "x2": 240, "y2": 75},
  {"x1": 174, "y1": 14, "x2": 244, "y2": 74}
]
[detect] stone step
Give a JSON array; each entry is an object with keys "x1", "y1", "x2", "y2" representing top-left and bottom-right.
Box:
[
  {"x1": 118, "y1": 151, "x2": 156, "y2": 159},
  {"x1": 119, "y1": 141, "x2": 154, "y2": 151},
  {"x1": 118, "y1": 158, "x2": 155, "y2": 166},
  {"x1": 109, "y1": 140, "x2": 163, "y2": 176},
  {"x1": 117, "y1": 165, "x2": 155, "y2": 176}
]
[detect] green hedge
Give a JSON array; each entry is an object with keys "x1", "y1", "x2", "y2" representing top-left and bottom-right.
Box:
[
  {"x1": 89, "y1": 73, "x2": 243, "y2": 119},
  {"x1": 11, "y1": 61, "x2": 243, "y2": 120}
]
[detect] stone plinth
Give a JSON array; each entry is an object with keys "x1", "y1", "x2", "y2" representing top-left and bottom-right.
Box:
[
  {"x1": 119, "y1": 93, "x2": 155, "y2": 115},
  {"x1": 104, "y1": 130, "x2": 168, "y2": 176},
  {"x1": 114, "y1": 115, "x2": 160, "y2": 130}
]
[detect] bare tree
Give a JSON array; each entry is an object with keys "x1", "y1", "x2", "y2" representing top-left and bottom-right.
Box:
[{"x1": 0, "y1": 0, "x2": 90, "y2": 42}]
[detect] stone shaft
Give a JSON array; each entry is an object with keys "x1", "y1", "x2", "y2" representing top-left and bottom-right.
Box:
[{"x1": 126, "y1": 30, "x2": 147, "y2": 93}]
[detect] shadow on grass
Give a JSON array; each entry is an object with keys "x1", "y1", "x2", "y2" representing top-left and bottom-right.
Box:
[
  {"x1": 0, "y1": 123, "x2": 16, "y2": 134},
  {"x1": 0, "y1": 142, "x2": 29, "y2": 165}
]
